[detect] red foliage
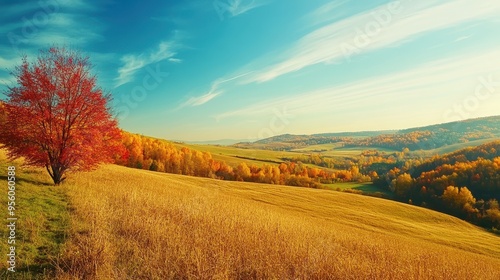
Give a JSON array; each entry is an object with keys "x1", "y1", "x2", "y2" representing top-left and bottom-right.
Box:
[{"x1": 0, "y1": 47, "x2": 122, "y2": 184}]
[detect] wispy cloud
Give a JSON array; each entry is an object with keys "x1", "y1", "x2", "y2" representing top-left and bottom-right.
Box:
[
  {"x1": 229, "y1": 0, "x2": 263, "y2": 17},
  {"x1": 0, "y1": 0, "x2": 106, "y2": 85},
  {"x1": 179, "y1": 72, "x2": 253, "y2": 108},
  {"x1": 33, "y1": 12, "x2": 104, "y2": 46},
  {"x1": 243, "y1": 0, "x2": 500, "y2": 83},
  {"x1": 168, "y1": 58, "x2": 182, "y2": 63},
  {"x1": 0, "y1": 1, "x2": 111, "y2": 90},
  {"x1": 2, "y1": 1, "x2": 102, "y2": 49},
  {"x1": 183, "y1": 91, "x2": 222, "y2": 107},
  {"x1": 216, "y1": 48, "x2": 500, "y2": 121},
  {"x1": 216, "y1": 0, "x2": 268, "y2": 18},
  {"x1": 114, "y1": 41, "x2": 179, "y2": 88},
  {"x1": 0, "y1": 56, "x2": 20, "y2": 70},
  {"x1": 454, "y1": 35, "x2": 472, "y2": 42},
  {"x1": 304, "y1": 0, "x2": 350, "y2": 27}
]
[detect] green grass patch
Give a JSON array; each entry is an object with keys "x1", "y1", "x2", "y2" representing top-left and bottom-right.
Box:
[
  {"x1": 324, "y1": 182, "x2": 394, "y2": 198},
  {"x1": 0, "y1": 151, "x2": 70, "y2": 279},
  {"x1": 291, "y1": 143, "x2": 344, "y2": 152}
]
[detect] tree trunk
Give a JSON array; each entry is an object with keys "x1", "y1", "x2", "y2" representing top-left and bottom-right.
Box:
[{"x1": 46, "y1": 164, "x2": 66, "y2": 185}]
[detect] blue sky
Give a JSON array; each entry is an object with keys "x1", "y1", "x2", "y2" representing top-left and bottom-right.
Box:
[{"x1": 1, "y1": 0, "x2": 500, "y2": 141}]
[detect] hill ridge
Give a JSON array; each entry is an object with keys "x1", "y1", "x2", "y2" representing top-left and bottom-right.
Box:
[{"x1": 235, "y1": 115, "x2": 500, "y2": 151}]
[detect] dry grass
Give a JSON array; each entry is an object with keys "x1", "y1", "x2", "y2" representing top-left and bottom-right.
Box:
[{"x1": 52, "y1": 163, "x2": 500, "y2": 279}]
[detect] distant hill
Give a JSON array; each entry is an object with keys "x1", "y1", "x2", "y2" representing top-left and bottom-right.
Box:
[
  {"x1": 401, "y1": 115, "x2": 500, "y2": 134},
  {"x1": 253, "y1": 131, "x2": 395, "y2": 144},
  {"x1": 182, "y1": 138, "x2": 256, "y2": 146},
  {"x1": 233, "y1": 131, "x2": 394, "y2": 151},
  {"x1": 235, "y1": 115, "x2": 500, "y2": 151}
]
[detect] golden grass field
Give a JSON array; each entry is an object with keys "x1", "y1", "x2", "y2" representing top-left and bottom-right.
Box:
[
  {"x1": 1, "y1": 148, "x2": 500, "y2": 279},
  {"x1": 51, "y1": 164, "x2": 500, "y2": 279}
]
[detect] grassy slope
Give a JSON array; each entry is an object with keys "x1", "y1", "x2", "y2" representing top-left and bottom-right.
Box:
[
  {"x1": 2, "y1": 148, "x2": 500, "y2": 279},
  {"x1": 173, "y1": 142, "x2": 304, "y2": 166},
  {"x1": 0, "y1": 151, "x2": 70, "y2": 279},
  {"x1": 291, "y1": 142, "x2": 345, "y2": 152},
  {"x1": 58, "y1": 164, "x2": 500, "y2": 279},
  {"x1": 174, "y1": 142, "x2": 389, "y2": 169}
]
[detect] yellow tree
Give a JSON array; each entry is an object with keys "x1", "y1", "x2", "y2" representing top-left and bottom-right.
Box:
[
  {"x1": 442, "y1": 186, "x2": 477, "y2": 215},
  {"x1": 390, "y1": 173, "x2": 414, "y2": 197},
  {"x1": 235, "y1": 162, "x2": 251, "y2": 181}
]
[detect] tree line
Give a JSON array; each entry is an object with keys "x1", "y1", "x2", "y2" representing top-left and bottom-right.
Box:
[{"x1": 117, "y1": 132, "x2": 379, "y2": 188}]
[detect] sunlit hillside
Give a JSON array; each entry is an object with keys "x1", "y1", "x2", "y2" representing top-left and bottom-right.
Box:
[{"x1": 54, "y1": 164, "x2": 500, "y2": 279}]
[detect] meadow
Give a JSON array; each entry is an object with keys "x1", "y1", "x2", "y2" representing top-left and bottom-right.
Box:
[
  {"x1": 56, "y1": 165, "x2": 500, "y2": 279},
  {"x1": 2, "y1": 147, "x2": 500, "y2": 279},
  {"x1": 2, "y1": 149, "x2": 500, "y2": 279},
  {"x1": 174, "y1": 141, "x2": 303, "y2": 167},
  {"x1": 176, "y1": 138, "x2": 500, "y2": 171}
]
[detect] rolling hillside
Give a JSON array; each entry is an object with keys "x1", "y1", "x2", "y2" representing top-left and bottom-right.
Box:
[
  {"x1": 2, "y1": 149, "x2": 498, "y2": 278},
  {"x1": 238, "y1": 115, "x2": 500, "y2": 152},
  {"x1": 59, "y1": 165, "x2": 500, "y2": 279}
]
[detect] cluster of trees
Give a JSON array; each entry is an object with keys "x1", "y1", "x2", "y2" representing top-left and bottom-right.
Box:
[
  {"x1": 283, "y1": 150, "x2": 406, "y2": 179},
  {"x1": 345, "y1": 130, "x2": 494, "y2": 151},
  {"x1": 375, "y1": 141, "x2": 500, "y2": 230},
  {"x1": 410, "y1": 141, "x2": 500, "y2": 176},
  {"x1": 351, "y1": 117, "x2": 500, "y2": 151},
  {"x1": 119, "y1": 132, "x2": 217, "y2": 177},
  {"x1": 345, "y1": 131, "x2": 435, "y2": 150},
  {"x1": 118, "y1": 133, "x2": 377, "y2": 188},
  {"x1": 341, "y1": 148, "x2": 420, "y2": 181}
]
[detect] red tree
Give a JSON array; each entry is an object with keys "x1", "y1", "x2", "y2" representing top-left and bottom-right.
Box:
[{"x1": 0, "y1": 47, "x2": 122, "y2": 185}]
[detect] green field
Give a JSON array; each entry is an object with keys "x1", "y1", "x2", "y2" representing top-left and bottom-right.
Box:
[
  {"x1": 174, "y1": 142, "x2": 328, "y2": 167},
  {"x1": 324, "y1": 182, "x2": 394, "y2": 197},
  {"x1": 292, "y1": 143, "x2": 399, "y2": 158},
  {"x1": 291, "y1": 142, "x2": 345, "y2": 152}
]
